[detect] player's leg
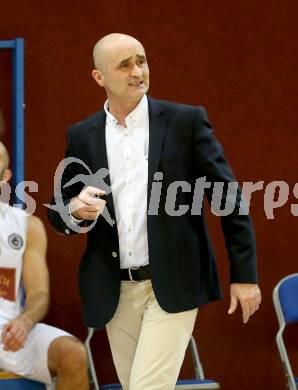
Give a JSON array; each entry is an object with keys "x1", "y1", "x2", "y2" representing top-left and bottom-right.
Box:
[
  {"x1": 48, "y1": 334, "x2": 89, "y2": 390},
  {"x1": 0, "y1": 323, "x2": 89, "y2": 389}
]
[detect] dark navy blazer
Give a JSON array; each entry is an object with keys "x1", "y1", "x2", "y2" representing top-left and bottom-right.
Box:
[{"x1": 48, "y1": 96, "x2": 257, "y2": 328}]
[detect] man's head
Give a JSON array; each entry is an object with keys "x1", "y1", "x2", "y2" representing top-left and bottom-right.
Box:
[
  {"x1": 0, "y1": 142, "x2": 11, "y2": 182},
  {"x1": 92, "y1": 33, "x2": 149, "y2": 104}
]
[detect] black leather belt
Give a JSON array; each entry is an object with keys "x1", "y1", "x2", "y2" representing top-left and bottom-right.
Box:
[{"x1": 120, "y1": 265, "x2": 151, "y2": 282}]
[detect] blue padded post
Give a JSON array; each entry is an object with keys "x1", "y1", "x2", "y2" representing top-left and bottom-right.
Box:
[
  {"x1": 12, "y1": 37, "x2": 25, "y2": 204},
  {"x1": 0, "y1": 40, "x2": 15, "y2": 49}
]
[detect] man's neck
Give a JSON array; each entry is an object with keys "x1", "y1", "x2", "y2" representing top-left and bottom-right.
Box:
[{"x1": 107, "y1": 96, "x2": 143, "y2": 127}]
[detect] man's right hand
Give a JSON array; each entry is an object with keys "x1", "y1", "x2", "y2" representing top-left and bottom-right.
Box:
[
  {"x1": 70, "y1": 186, "x2": 106, "y2": 220},
  {"x1": 1, "y1": 317, "x2": 33, "y2": 352}
]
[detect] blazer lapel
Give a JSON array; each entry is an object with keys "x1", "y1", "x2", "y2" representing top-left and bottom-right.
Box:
[
  {"x1": 147, "y1": 97, "x2": 167, "y2": 209},
  {"x1": 88, "y1": 111, "x2": 116, "y2": 220}
]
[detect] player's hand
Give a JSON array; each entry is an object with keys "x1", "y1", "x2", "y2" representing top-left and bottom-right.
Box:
[
  {"x1": 1, "y1": 318, "x2": 33, "y2": 352},
  {"x1": 228, "y1": 283, "x2": 261, "y2": 324},
  {"x1": 70, "y1": 186, "x2": 106, "y2": 220}
]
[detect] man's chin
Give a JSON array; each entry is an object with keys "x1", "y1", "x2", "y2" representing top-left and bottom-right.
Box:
[{"x1": 128, "y1": 86, "x2": 148, "y2": 99}]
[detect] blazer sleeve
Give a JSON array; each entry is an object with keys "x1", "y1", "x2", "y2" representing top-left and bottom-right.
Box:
[
  {"x1": 47, "y1": 127, "x2": 87, "y2": 235},
  {"x1": 192, "y1": 106, "x2": 258, "y2": 284}
]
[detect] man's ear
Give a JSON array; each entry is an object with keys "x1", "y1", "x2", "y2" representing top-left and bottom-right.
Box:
[
  {"x1": 92, "y1": 69, "x2": 105, "y2": 87},
  {"x1": 2, "y1": 169, "x2": 12, "y2": 183}
]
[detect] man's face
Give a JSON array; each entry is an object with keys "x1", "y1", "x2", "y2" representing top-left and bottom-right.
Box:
[{"x1": 95, "y1": 40, "x2": 149, "y2": 103}]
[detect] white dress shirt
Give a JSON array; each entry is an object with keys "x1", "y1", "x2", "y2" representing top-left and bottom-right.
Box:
[{"x1": 103, "y1": 95, "x2": 149, "y2": 269}]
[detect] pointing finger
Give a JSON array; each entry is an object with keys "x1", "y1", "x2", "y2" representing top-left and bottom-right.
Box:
[
  {"x1": 228, "y1": 294, "x2": 238, "y2": 315},
  {"x1": 240, "y1": 301, "x2": 250, "y2": 324},
  {"x1": 83, "y1": 186, "x2": 106, "y2": 197}
]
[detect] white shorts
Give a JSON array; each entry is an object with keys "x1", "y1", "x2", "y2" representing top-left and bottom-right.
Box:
[{"x1": 0, "y1": 323, "x2": 72, "y2": 386}]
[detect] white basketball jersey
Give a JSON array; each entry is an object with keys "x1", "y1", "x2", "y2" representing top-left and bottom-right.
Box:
[{"x1": 0, "y1": 203, "x2": 27, "y2": 327}]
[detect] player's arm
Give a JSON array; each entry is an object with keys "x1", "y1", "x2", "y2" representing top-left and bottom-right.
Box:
[{"x1": 1, "y1": 215, "x2": 49, "y2": 352}]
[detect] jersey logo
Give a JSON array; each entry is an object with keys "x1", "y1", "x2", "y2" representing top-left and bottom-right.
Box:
[
  {"x1": 0, "y1": 268, "x2": 16, "y2": 301},
  {"x1": 8, "y1": 233, "x2": 24, "y2": 250}
]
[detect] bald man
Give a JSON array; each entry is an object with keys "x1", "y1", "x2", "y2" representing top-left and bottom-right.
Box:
[
  {"x1": 0, "y1": 143, "x2": 89, "y2": 390},
  {"x1": 48, "y1": 33, "x2": 261, "y2": 390}
]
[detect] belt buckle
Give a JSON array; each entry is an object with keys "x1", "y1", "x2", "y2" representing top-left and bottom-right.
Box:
[{"x1": 128, "y1": 267, "x2": 139, "y2": 283}]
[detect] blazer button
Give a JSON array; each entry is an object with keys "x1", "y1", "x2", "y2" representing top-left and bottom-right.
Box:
[{"x1": 112, "y1": 251, "x2": 118, "y2": 258}]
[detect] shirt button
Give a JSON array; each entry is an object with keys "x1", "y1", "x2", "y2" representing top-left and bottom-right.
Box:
[
  {"x1": 112, "y1": 252, "x2": 118, "y2": 258},
  {"x1": 129, "y1": 251, "x2": 132, "y2": 256}
]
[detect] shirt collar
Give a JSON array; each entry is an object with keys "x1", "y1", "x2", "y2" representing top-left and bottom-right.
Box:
[{"x1": 104, "y1": 95, "x2": 148, "y2": 127}]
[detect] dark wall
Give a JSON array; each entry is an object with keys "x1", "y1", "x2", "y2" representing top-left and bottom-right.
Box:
[{"x1": 1, "y1": 1, "x2": 298, "y2": 388}]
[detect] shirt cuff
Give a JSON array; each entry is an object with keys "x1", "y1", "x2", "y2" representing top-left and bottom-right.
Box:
[{"x1": 68, "y1": 203, "x2": 84, "y2": 225}]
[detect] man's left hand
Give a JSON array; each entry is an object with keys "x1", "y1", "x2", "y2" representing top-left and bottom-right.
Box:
[
  {"x1": 1, "y1": 318, "x2": 33, "y2": 352},
  {"x1": 228, "y1": 283, "x2": 261, "y2": 324}
]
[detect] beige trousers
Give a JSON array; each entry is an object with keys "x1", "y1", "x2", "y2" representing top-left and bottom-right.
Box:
[{"x1": 106, "y1": 280, "x2": 198, "y2": 390}]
